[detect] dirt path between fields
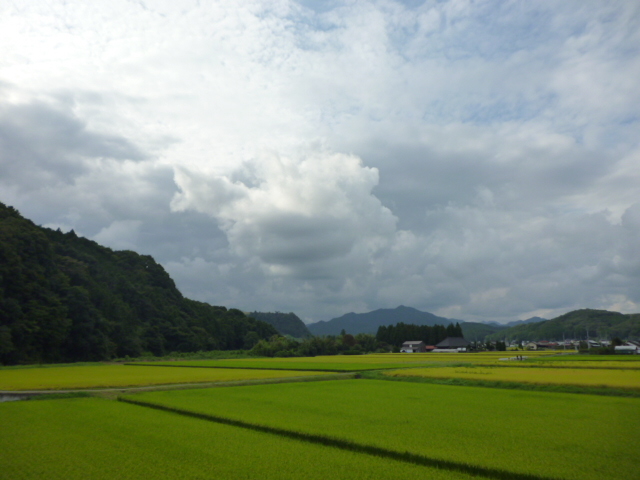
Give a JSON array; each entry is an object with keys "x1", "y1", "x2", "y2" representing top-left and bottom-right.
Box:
[{"x1": 0, "y1": 372, "x2": 357, "y2": 400}]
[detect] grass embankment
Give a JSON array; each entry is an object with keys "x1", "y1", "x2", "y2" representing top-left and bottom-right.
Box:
[
  {"x1": 527, "y1": 354, "x2": 640, "y2": 362},
  {"x1": 362, "y1": 370, "x2": 640, "y2": 398},
  {"x1": 123, "y1": 379, "x2": 640, "y2": 480},
  {"x1": 0, "y1": 364, "x2": 331, "y2": 391},
  {"x1": 384, "y1": 366, "x2": 640, "y2": 390},
  {"x1": 0, "y1": 397, "x2": 479, "y2": 480}
]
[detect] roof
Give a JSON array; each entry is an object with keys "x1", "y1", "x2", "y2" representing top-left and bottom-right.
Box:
[
  {"x1": 435, "y1": 337, "x2": 470, "y2": 348},
  {"x1": 402, "y1": 341, "x2": 425, "y2": 345}
]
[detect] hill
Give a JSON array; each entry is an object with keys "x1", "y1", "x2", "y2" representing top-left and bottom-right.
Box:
[
  {"x1": 505, "y1": 316, "x2": 547, "y2": 327},
  {"x1": 460, "y1": 322, "x2": 507, "y2": 341},
  {"x1": 485, "y1": 309, "x2": 640, "y2": 342},
  {"x1": 460, "y1": 317, "x2": 547, "y2": 342},
  {"x1": 248, "y1": 312, "x2": 311, "y2": 338},
  {"x1": 308, "y1": 306, "x2": 452, "y2": 336},
  {"x1": 0, "y1": 202, "x2": 278, "y2": 365}
]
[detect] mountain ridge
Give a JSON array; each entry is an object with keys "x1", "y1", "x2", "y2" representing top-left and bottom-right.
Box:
[
  {"x1": 248, "y1": 311, "x2": 311, "y2": 338},
  {"x1": 308, "y1": 306, "x2": 452, "y2": 336}
]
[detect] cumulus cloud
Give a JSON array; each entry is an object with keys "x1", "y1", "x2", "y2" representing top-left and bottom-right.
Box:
[{"x1": 171, "y1": 150, "x2": 397, "y2": 279}]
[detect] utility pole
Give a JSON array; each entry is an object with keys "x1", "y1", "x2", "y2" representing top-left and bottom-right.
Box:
[{"x1": 586, "y1": 327, "x2": 590, "y2": 349}]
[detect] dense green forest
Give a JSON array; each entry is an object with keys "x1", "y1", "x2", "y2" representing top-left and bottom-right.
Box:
[
  {"x1": 250, "y1": 332, "x2": 381, "y2": 357},
  {"x1": 0, "y1": 202, "x2": 277, "y2": 365},
  {"x1": 376, "y1": 322, "x2": 463, "y2": 347},
  {"x1": 248, "y1": 311, "x2": 311, "y2": 338},
  {"x1": 485, "y1": 309, "x2": 640, "y2": 342}
]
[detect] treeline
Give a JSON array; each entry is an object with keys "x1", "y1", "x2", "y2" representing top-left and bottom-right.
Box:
[
  {"x1": 0, "y1": 202, "x2": 277, "y2": 365},
  {"x1": 251, "y1": 332, "x2": 382, "y2": 357},
  {"x1": 376, "y1": 322, "x2": 463, "y2": 347}
]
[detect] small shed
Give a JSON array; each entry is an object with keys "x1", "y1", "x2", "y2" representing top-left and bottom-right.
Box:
[{"x1": 401, "y1": 341, "x2": 426, "y2": 353}]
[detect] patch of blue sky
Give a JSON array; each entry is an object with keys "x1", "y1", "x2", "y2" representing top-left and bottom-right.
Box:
[
  {"x1": 419, "y1": 91, "x2": 556, "y2": 126},
  {"x1": 293, "y1": 0, "x2": 343, "y2": 15},
  {"x1": 462, "y1": 95, "x2": 557, "y2": 125},
  {"x1": 391, "y1": 2, "x2": 581, "y2": 62}
]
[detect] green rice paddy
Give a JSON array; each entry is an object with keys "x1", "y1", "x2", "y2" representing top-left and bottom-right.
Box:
[
  {"x1": 125, "y1": 379, "x2": 640, "y2": 480},
  {"x1": 3, "y1": 353, "x2": 639, "y2": 479},
  {"x1": 0, "y1": 397, "x2": 478, "y2": 480}
]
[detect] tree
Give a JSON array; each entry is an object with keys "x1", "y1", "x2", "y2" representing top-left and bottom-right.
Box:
[{"x1": 342, "y1": 333, "x2": 356, "y2": 347}]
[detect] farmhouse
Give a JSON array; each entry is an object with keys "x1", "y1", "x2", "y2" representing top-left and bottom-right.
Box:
[
  {"x1": 433, "y1": 337, "x2": 470, "y2": 352},
  {"x1": 400, "y1": 341, "x2": 426, "y2": 353},
  {"x1": 615, "y1": 345, "x2": 639, "y2": 355}
]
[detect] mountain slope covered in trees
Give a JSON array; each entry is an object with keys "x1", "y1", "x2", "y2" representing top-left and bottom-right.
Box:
[
  {"x1": 249, "y1": 312, "x2": 311, "y2": 338},
  {"x1": 460, "y1": 322, "x2": 507, "y2": 341},
  {"x1": 0, "y1": 202, "x2": 277, "y2": 365},
  {"x1": 485, "y1": 309, "x2": 640, "y2": 342}
]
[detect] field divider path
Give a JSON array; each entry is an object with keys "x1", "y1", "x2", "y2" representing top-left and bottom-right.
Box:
[
  {"x1": 117, "y1": 395, "x2": 562, "y2": 480},
  {"x1": 124, "y1": 362, "x2": 361, "y2": 372},
  {"x1": 0, "y1": 372, "x2": 358, "y2": 398}
]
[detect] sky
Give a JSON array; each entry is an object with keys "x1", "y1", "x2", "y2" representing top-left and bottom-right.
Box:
[{"x1": 1, "y1": 0, "x2": 639, "y2": 324}]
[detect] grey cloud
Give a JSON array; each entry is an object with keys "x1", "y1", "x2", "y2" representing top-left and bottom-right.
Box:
[{"x1": 0, "y1": 99, "x2": 146, "y2": 190}]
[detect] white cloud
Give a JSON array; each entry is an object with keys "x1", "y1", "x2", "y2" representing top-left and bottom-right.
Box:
[
  {"x1": 94, "y1": 220, "x2": 142, "y2": 251},
  {"x1": 171, "y1": 149, "x2": 397, "y2": 279}
]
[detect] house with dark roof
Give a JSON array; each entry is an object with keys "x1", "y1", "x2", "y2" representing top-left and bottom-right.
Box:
[
  {"x1": 433, "y1": 337, "x2": 470, "y2": 352},
  {"x1": 400, "y1": 341, "x2": 426, "y2": 353}
]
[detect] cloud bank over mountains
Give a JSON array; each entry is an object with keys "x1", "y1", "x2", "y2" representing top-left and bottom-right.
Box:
[{"x1": 1, "y1": 0, "x2": 639, "y2": 323}]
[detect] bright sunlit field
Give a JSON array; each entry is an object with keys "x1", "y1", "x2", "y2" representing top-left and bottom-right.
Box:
[
  {"x1": 385, "y1": 365, "x2": 640, "y2": 389},
  {"x1": 131, "y1": 351, "x2": 560, "y2": 371},
  {"x1": 0, "y1": 364, "x2": 330, "y2": 390}
]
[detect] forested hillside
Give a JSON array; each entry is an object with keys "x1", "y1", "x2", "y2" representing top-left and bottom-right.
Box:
[
  {"x1": 485, "y1": 309, "x2": 640, "y2": 342},
  {"x1": 0, "y1": 202, "x2": 277, "y2": 365},
  {"x1": 249, "y1": 312, "x2": 311, "y2": 338},
  {"x1": 460, "y1": 321, "x2": 506, "y2": 341}
]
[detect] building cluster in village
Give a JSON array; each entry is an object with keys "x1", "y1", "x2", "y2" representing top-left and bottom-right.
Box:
[{"x1": 400, "y1": 338, "x2": 640, "y2": 354}]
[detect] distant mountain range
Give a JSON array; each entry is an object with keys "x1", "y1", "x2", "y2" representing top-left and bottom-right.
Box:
[
  {"x1": 483, "y1": 316, "x2": 547, "y2": 327},
  {"x1": 307, "y1": 306, "x2": 454, "y2": 336},
  {"x1": 306, "y1": 306, "x2": 638, "y2": 342}
]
